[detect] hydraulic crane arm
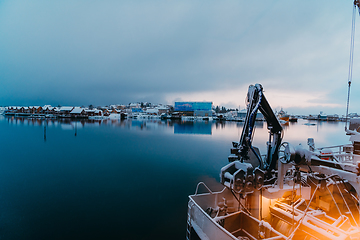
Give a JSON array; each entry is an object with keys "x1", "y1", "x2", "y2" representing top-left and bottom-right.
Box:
[{"x1": 238, "y1": 84, "x2": 283, "y2": 170}]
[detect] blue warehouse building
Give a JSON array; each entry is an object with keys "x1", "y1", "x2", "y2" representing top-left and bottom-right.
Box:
[{"x1": 174, "y1": 102, "x2": 213, "y2": 117}]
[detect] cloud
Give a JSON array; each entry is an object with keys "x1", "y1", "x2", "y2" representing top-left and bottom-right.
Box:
[{"x1": 0, "y1": 0, "x2": 358, "y2": 115}]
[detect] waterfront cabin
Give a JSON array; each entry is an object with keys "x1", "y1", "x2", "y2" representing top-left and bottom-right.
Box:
[
  {"x1": 103, "y1": 109, "x2": 110, "y2": 116},
  {"x1": 57, "y1": 106, "x2": 74, "y2": 118},
  {"x1": 145, "y1": 108, "x2": 159, "y2": 115},
  {"x1": 70, "y1": 107, "x2": 87, "y2": 118},
  {"x1": 158, "y1": 106, "x2": 169, "y2": 115},
  {"x1": 59, "y1": 106, "x2": 74, "y2": 114},
  {"x1": 43, "y1": 106, "x2": 56, "y2": 115},
  {"x1": 29, "y1": 106, "x2": 42, "y2": 114},
  {"x1": 85, "y1": 109, "x2": 103, "y2": 117}
]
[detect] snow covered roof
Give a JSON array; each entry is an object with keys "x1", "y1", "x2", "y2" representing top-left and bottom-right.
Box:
[
  {"x1": 59, "y1": 106, "x2": 74, "y2": 111},
  {"x1": 145, "y1": 108, "x2": 158, "y2": 113},
  {"x1": 43, "y1": 105, "x2": 53, "y2": 110},
  {"x1": 70, "y1": 107, "x2": 84, "y2": 114},
  {"x1": 9, "y1": 106, "x2": 22, "y2": 109},
  {"x1": 129, "y1": 103, "x2": 139, "y2": 107}
]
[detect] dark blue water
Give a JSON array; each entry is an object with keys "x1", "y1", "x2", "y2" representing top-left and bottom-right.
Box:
[{"x1": 0, "y1": 116, "x2": 350, "y2": 239}]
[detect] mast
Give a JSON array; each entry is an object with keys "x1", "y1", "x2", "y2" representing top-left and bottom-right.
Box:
[{"x1": 346, "y1": 0, "x2": 360, "y2": 130}]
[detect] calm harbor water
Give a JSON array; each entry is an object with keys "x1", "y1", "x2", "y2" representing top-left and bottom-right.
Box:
[{"x1": 0, "y1": 116, "x2": 350, "y2": 239}]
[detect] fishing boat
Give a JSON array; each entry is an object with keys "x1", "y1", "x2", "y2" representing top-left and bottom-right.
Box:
[
  {"x1": 186, "y1": 83, "x2": 360, "y2": 240},
  {"x1": 186, "y1": 3, "x2": 360, "y2": 239},
  {"x1": 277, "y1": 108, "x2": 289, "y2": 122},
  {"x1": 289, "y1": 116, "x2": 298, "y2": 122}
]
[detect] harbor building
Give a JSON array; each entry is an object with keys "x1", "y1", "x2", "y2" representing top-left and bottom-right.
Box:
[
  {"x1": 174, "y1": 102, "x2": 212, "y2": 117},
  {"x1": 131, "y1": 108, "x2": 143, "y2": 113}
]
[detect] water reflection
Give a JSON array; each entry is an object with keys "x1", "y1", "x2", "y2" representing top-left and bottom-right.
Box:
[
  {"x1": 1, "y1": 116, "x2": 351, "y2": 149},
  {"x1": 174, "y1": 122, "x2": 212, "y2": 135},
  {"x1": 0, "y1": 115, "x2": 353, "y2": 240}
]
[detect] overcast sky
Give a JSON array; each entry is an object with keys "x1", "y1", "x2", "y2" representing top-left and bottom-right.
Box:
[{"x1": 1, "y1": 0, "x2": 359, "y2": 115}]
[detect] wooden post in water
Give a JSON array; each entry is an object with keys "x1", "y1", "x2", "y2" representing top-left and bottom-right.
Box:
[
  {"x1": 75, "y1": 121, "x2": 77, "y2": 137},
  {"x1": 44, "y1": 121, "x2": 46, "y2": 142}
]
